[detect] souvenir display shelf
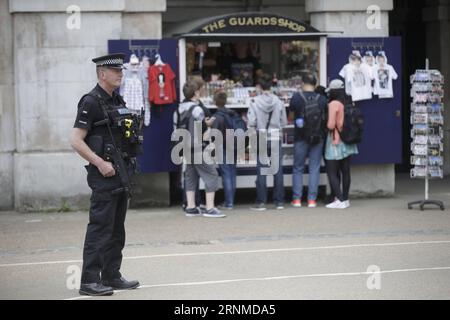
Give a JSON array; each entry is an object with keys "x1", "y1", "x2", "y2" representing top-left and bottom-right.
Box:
[
  {"x1": 197, "y1": 85, "x2": 328, "y2": 190},
  {"x1": 408, "y1": 59, "x2": 445, "y2": 211},
  {"x1": 199, "y1": 86, "x2": 300, "y2": 169}
]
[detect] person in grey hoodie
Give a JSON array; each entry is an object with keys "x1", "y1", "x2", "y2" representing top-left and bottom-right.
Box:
[{"x1": 247, "y1": 74, "x2": 288, "y2": 211}]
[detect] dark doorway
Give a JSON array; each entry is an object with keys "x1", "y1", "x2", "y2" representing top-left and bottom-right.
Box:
[{"x1": 389, "y1": 0, "x2": 427, "y2": 173}]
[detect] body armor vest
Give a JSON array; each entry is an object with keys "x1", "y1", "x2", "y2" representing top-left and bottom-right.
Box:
[{"x1": 80, "y1": 89, "x2": 143, "y2": 160}]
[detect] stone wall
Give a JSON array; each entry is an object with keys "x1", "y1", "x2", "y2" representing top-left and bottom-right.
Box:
[
  {"x1": 7, "y1": 0, "x2": 164, "y2": 211},
  {"x1": 0, "y1": 0, "x2": 15, "y2": 210}
]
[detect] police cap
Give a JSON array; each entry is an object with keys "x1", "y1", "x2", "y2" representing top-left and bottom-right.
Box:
[{"x1": 92, "y1": 53, "x2": 126, "y2": 69}]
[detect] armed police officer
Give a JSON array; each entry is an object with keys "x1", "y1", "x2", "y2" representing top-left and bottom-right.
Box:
[{"x1": 70, "y1": 53, "x2": 143, "y2": 296}]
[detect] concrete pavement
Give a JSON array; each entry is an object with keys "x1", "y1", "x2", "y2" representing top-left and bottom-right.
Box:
[{"x1": 0, "y1": 174, "x2": 449, "y2": 300}]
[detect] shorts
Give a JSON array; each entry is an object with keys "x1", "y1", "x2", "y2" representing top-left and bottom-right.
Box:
[{"x1": 185, "y1": 163, "x2": 219, "y2": 193}]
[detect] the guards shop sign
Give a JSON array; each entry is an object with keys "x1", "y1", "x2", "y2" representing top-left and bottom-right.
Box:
[{"x1": 194, "y1": 13, "x2": 320, "y2": 34}]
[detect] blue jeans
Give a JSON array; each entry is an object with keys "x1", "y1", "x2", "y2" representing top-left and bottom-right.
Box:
[
  {"x1": 256, "y1": 142, "x2": 284, "y2": 204},
  {"x1": 292, "y1": 140, "x2": 324, "y2": 201},
  {"x1": 218, "y1": 163, "x2": 236, "y2": 207}
]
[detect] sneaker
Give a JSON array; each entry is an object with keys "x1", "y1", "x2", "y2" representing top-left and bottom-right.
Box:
[
  {"x1": 343, "y1": 200, "x2": 350, "y2": 208},
  {"x1": 250, "y1": 203, "x2": 266, "y2": 211},
  {"x1": 275, "y1": 203, "x2": 285, "y2": 210},
  {"x1": 336, "y1": 201, "x2": 348, "y2": 209},
  {"x1": 325, "y1": 200, "x2": 347, "y2": 209},
  {"x1": 199, "y1": 206, "x2": 209, "y2": 214},
  {"x1": 307, "y1": 200, "x2": 317, "y2": 208},
  {"x1": 185, "y1": 207, "x2": 202, "y2": 217},
  {"x1": 291, "y1": 199, "x2": 302, "y2": 208},
  {"x1": 202, "y1": 207, "x2": 226, "y2": 218}
]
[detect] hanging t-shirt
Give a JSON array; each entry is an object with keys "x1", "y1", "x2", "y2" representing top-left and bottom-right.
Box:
[
  {"x1": 148, "y1": 64, "x2": 177, "y2": 105},
  {"x1": 338, "y1": 63, "x2": 354, "y2": 96},
  {"x1": 374, "y1": 64, "x2": 398, "y2": 99},
  {"x1": 362, "y1": 62, "x2": 377, "y2": 93},
  {"x1": 339, "y1": 63, "x2": 373, "y2": 101},
  {"x1": 121, "y1": 73, "x2": 144, "y2": 112},
  {"x1": 138, "y1": 65, "x2": 151, "y2": 126}
]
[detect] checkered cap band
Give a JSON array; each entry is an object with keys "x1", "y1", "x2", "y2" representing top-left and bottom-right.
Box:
[{"x1": 96, "y1": 58, "x2": 124, "y2": 66}]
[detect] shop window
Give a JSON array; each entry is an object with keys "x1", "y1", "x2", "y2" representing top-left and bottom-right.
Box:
[{"x1": 185, "y1": 39, "x2": 320, "y2": 108}]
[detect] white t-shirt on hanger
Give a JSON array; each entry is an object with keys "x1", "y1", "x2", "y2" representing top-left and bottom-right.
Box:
[
  {"x1": 339, "y1": 63, "x2": 353, "y2": 96},
  {"x1": 362, "y1": 62, "x2": 377, "y2": 93},
  {"x1": 121, "y1": 71, "x2": 144, "y2": 111},
  {"x1": 340, "y1": 63, "x2": 373, "y2": 102},
  {"x1": 374, "y1": 64, "x2": 398, "y2": 99}
]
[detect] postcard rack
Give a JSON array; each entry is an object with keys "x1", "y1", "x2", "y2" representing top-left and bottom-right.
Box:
[{"x1": 408, "y1": 60, "x2": 445, "y2": 211}]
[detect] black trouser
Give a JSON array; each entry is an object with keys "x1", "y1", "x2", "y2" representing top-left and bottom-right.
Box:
[
  {"x1": 326, "y1": 157, "x2": 351, "y2": 202},
  {"x1": 81, "y1": 167, "x2": 129, "y2": 284}
]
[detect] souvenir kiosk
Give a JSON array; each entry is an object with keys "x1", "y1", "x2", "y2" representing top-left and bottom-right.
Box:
[
  {"x1": 173, "y1": 12, "x2": 329, "y2": 190},
  {"x1": 108, "y1": 13, "x2": 403, "y2": 203}
]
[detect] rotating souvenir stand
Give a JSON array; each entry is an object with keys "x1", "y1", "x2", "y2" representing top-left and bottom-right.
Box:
[{"x1": 408, "y1": 59, "x2": 445, "y2": 211}]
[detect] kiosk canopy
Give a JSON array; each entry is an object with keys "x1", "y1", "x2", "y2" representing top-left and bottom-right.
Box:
[{"x1": 174, "y1": 12, "x2": 327, "y2": 38}]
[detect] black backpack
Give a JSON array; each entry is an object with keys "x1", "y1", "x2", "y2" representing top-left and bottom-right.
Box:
[
  {"x1": 176, "y1": 104, "x2": 197, "y2": 131},
  {"x1": 215, "y1": 108, "x2": 248, "y2": 151},
  {"x1": 172, "y1": 103, "x2": 199, "y2": 156},
  {"x1": 339, "y1": 102, "x2": 364, "y2": 144},
  {"x1": 298, "y1": 92, "x2": 324, "y2": 145},
  {"x1": 215, "y1": 109, "x2": 247, "y2": 132}
]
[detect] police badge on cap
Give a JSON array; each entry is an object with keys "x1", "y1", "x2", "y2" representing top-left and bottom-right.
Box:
[{"x1": 92, "y1": 53, "x2": 126, "y2": 69}]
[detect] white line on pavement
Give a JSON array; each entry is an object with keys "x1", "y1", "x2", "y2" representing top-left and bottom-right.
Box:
[
  {"x1": 65, "y1": 296, "x2": 92, "y2": 300},
  {"x1": 64, "y1": 266, "x2": 450, "y2": 300},
  {"x1": 3, "y1": 239, "x2": 450, "y2": 268}
]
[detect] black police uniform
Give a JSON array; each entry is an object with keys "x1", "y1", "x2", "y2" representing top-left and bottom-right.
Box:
[{"x1": 73, "y1": 54, "x2": 140, "y2": 295}]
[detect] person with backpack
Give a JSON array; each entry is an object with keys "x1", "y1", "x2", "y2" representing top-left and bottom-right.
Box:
[
  {"x1": 289, "y1": 72, "x2": 328, "y2": 208},
  {"x1": 174, "y1": 81, "x2": 225, "y2": 218},
  {"x1": 324, "y1": 79, "x2": 361, "y2": 209},
  {"x1": 212, "y1": 91, "x2": 247, "y2": 209},
  {"x1": 174, "y1": 78, "x2": 213, "y2": 212},
  {"x1": 247, "y1": 74, "x2": 288, "y2": 211}
]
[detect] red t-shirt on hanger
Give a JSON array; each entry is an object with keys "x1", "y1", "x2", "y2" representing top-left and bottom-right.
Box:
[{"x1": 148, "y1": 64, "x2": 177, "y2": 105}]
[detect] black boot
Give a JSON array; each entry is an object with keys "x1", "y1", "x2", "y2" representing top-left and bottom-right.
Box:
[
  {"x1": 102, "y1": 277, "x2": 140, "y2": 290},
  {"x1": 79, "y1": 283, "x2": 114, "y2": 296}
]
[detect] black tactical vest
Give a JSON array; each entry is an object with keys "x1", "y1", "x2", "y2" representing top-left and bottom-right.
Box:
[{"x1": 78, "y1": 84, "x2": 144, "y2": 162}]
